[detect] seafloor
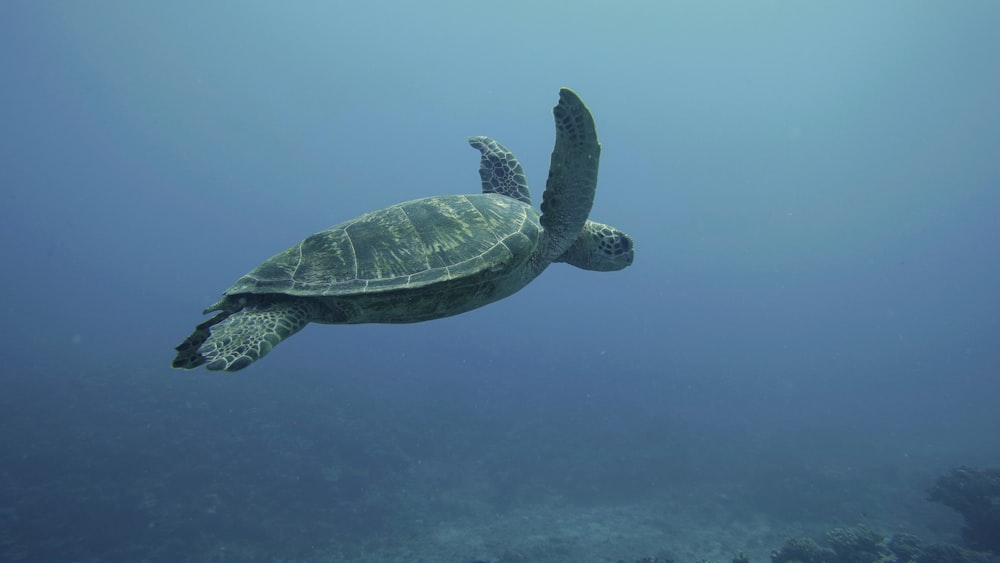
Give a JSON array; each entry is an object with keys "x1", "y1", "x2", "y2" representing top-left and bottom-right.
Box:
[{"x1": 0, "y1": 361, "x2": 992, "y2": 562}]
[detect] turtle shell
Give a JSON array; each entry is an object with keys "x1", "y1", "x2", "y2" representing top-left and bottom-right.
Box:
[{"x1": 224, "y1": 194, "x2": 541, "y2": 299}]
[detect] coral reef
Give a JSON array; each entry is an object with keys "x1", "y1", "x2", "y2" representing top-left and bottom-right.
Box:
[
  {"x1": 768, "y1": 525, "x2": 1000, "y2": 563},
  {"x1": 888, "y1": 533, "x2": 922, "y2": 563},
  {"x1": 771, "y1": 537, "x2": 837, "y2": 563},
  {"x1": 826, "y1": 525, "x2": 888, "y2": 562},
  {"x1": 916, "y1": 543, "x2": 997, "y2": 563},
  {"x1": 927, "y1": 466, "x2": 1000, "y2": 553}
]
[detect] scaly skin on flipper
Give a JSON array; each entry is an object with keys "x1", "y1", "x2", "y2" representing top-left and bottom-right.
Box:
[
  {"x1": 468, "y1": 136, "x2": 531, "y2": 204},
  {"x1": 172, "y1": 311, "x2": 231, "y2": 369},
  {"x1": 540, "y1": 88, "x2": 601, "y2": 263},
  {"x1": 471, "y1": 132, "x2": 632, "y2": 272},
  {"x1": 195, "y1": 300, "x2": 317, "y2": 371}
]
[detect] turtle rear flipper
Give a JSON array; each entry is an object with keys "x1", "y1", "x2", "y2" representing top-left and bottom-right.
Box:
[
  {"x1": 172, "y1": 311, "x2": 231, "y2": 369},
  {"x1": 184, "y1": 300, "x2": 316, "y2": 372}
]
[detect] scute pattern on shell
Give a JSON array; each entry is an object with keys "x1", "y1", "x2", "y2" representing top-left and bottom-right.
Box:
[{"x1": 225, "y1": 194, "x2": 541, "y2": 298}]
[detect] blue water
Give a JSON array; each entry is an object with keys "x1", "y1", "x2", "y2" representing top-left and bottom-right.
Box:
[{"x1": 2, "y1": 3, "x2": 999, "y2": 562}]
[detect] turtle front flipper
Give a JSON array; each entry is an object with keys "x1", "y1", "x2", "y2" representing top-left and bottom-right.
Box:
[
  {"x1": 175, "y1": 300, "x2": 317, "y2": 372},
  {"x1": 540, "y1": 88, "x2": 601, "y2": 263},
  {"x1": 468, "y1": 136, "x2": 531, "y2": 204}
]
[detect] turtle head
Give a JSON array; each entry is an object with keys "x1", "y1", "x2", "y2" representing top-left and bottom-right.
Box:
[{"x1": 555, "y1": 220, "x2": 634, "y2": 271}]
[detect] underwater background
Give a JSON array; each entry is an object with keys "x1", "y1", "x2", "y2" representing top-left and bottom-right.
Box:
[{"x1": 2, "y1": 2, "x2": 999, "y2": 562}]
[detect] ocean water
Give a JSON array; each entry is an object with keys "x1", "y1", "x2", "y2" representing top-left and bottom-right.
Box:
[{"x1": 2, "y1": 3, "x2": 999, "y2": 562}]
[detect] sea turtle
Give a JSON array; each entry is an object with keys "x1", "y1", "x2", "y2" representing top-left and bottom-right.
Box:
[{"x1": 173, "y1": 88, "x2": 634, "y2": 371}]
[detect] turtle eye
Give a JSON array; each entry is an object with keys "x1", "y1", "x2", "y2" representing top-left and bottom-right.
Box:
[{"x1": 616, "y1": 236, "x2": 631, "y2": 254}]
